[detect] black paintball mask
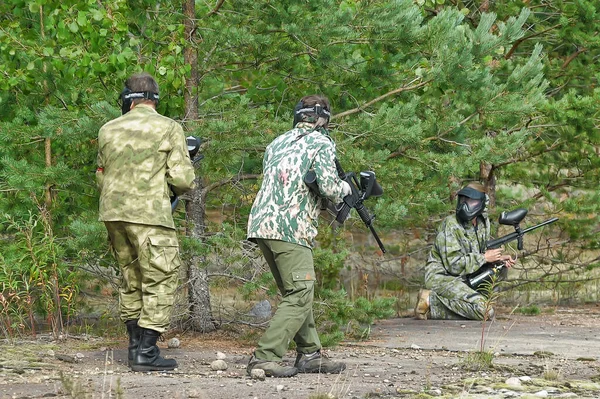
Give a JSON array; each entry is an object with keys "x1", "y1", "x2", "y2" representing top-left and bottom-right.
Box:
[
  {"x1": 292, "y1": 101, "x2": 331, "y2": 129},
  {"x1": 119, "y1": 87, "x2": 159, "y2": 115},
  {"x1": 455, "y1": 187, "x2": 486, "y2": 224}
]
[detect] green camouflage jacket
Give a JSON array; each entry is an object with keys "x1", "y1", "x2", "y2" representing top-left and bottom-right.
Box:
[
  {"x1": 425, "y1": 213, "x2": 490, "y2": 279},
  {"x1": 247, "y1": 123, "x2": 347, "y2": 248},
  {"x1": 96, "y1": 104, "x2": 195, "y2": 229}
]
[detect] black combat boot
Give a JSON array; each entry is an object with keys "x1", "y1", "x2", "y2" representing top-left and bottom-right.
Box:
[
  {"x1": 131, "y1": 328, "x2": 178, "y2": 372},
  {"x1": 125, "y1": 320, "x2": 142, "y2": 367}
]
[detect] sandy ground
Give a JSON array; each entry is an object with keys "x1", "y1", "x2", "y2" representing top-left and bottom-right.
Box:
[{"x1": 2, "y1": 305, "x2": 600, "y2": 399}]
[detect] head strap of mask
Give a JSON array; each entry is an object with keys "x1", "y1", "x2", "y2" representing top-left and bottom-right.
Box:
[
  {"x1": 455, "y1": 186, "x2": 486, "y2": 224},
  {"x1": 120, "y1": 88, "x2": 160, "y2": 115},
  {"x1": 292, "y1": 101, "x2": 331, "y2": 128}
]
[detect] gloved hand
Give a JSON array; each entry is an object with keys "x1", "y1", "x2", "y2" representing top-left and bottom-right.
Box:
[{"x1": 341, "y1": 181, "x2": 352, "y2": 197}]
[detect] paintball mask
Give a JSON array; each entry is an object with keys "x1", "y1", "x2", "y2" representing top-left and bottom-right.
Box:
[
  {"x1": 119, "y1": 88, "x2": 159, "y2": 115},
  {"x1": 455, "y1": 186, "x2": 486, "y2": 224},
  {"x1": 293, "y1": 102, "x2": 331, "y2": 128}
]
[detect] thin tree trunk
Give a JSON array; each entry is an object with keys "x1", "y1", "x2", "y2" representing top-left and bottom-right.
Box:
[
  {"x1": 480, "y1": 161, "x2": 496, "y2": 208},
  {"x1": 183, "y1": 0, "x2": 216, "y2": 333},
  {"x1": 44, "y1": 137, "x2": 53, "y2": 208},
  {"x1": 41, "y1": 6, "x2": 53, "y2": 211}
]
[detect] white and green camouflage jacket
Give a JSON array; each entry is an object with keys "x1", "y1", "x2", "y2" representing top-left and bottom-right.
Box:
[{"x1": 247, "y1": 123, "x2": 348, "y2": 248}]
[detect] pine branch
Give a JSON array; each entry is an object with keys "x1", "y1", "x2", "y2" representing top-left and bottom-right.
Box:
[
  {"x1": 561, "y1": 47, "x2": 587, "y2": 69},
  {"x1": 421, "y1": 91, "x2": 505, "y2": 144},
  {"x1": 207, "y1": 272, "x2": 270, "y2": 292},
  {"x1": 333, "y1": 79, "x2": 431, "y2": 119},
  {"x1": 206, "y1": 0, "x2": 226, "y2": 17},
  {"x1": 200, "y1": 173, "x2": 261, "y2": 202},
  {"x1": 505, "y1": 24, "x2": 561, "y2": 60}
]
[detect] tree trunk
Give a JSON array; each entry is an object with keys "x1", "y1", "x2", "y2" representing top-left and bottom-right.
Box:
[
  {"x1": 182, "y1": 0, "x2": 216, "y2": 333},
  {"x1": 185, "y1": 175, "x2": 216, "y2": 332},
  {"x1": 480, "y1": 161, "x2": 496, "y2": 208}
]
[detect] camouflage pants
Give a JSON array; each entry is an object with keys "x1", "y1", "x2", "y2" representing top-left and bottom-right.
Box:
[
  {"x1": 425, "y1": 273, "x2": 489, "y2": 320},
  {"x1": 254, "y1": 239, "x2": 321, "y2": 361},
  {"x1": 104, "y1": 221, "x2": 181, "y2": 333}
]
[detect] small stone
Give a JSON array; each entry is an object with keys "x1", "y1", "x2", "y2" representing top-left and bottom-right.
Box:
[
  {"x1": 519, "y1": 376, "x2": 532, "y2": 382},
  {"x1": 250, "y1": 368, "x2": 266, "y2": 381},
  {"x1": 216, "y1": 351, "x2": 226, "y2": 360},
  {"x1": 211, "y1": 360, "x2": 227, "y2": 371},
  {"x1": 276, "y1": 385, "x2": 284, "y2": 392},
  {"x1": 410, "y1": 344, "x2": 421, "y2": 350},
  {"x1": 534, "y1": 390, "x2": 548, "y2": 397},
  {"x1": 505, "y1": 377, "x2": 521, "y2": 387},
  {"x1": 168, "y1": 338, "x2": 181, "y2": 349}
]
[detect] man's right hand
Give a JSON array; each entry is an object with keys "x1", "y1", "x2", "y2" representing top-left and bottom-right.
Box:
[
  {"x1": 485, "y1": 249, "x2": 516, "y2": 268},
  {"x1": 484, "y1": 248, "x2": 503, "y2": 263},
  {"x1": 341, "y1": 181, "x2": 352, "y2": 197}
]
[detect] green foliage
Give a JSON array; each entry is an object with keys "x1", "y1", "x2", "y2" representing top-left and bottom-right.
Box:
[
  {"x1": 314, "y1": 288, "x2": 396, "y2": 345},
  {"x1": 515, "y1": 304, "x2": 542, "y2": 315},
  {"x1": 313, "y1": 246, "x2": 348, "y2": 290},
  {"x1": 462, "y1": 350, "x2": 495, "y2": 371},
  {"x1": 0, "y1": 0, "x2": 598, "y2": 334},
  {"x1": 0, "y1": 208, "x2": 79, "y2": 338}
]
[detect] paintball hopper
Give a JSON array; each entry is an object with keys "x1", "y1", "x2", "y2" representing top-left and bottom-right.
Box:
[
  {"x1": 359, "y1": 171, "x2": 383, "y2": 200},
  {"x1": 186, "y1": 136, "x2": 203, "y2": 162},
  {"x1": 498, "y1": 208, "x2": 528, "y2": 226}
]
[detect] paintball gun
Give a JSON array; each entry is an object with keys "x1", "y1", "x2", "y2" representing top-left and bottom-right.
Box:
[
  {"x1": 171, "y1": 136, "x2": 203, "y2": 213},
  {"x1": 465, "y1": 208, "x2": 559, "y2": 292},
  {"x1": 304, "y1": 159, "x2": 386, "y2": 253}
]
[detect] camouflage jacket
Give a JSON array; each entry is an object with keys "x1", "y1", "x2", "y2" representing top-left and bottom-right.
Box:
[
  {"x1": 247, "y1": 123, "x2": 348, "y2": 248},
  {"x1": 96, "y1": 104, "x2": 195, "y2": 229},
  {"x1": 425, "y1": 213, "x2": 490, "y2": 279}
]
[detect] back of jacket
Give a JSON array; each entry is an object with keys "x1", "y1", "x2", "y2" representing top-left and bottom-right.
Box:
[
  {"x1": 97, "y1": 104, "x2": 195, "y2": 229},
  {"x1": 247, "y1": 123, "x2": 347, "y2": 248}
]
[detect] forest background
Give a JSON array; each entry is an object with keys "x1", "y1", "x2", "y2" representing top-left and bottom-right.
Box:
[{"x1": 0, "y1": 0, "x2": 598, "y2": 343}]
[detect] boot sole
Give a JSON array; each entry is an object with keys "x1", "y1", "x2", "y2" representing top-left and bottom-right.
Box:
[
  {"x1": 297, "y1": 366, "x2": 346, "y2": 374},
  {"x1": 131, "y1": 364, "x2": 177, "y2": 372},
  {"x1": 264, "y1": 370, "x2": 298, "y2": 378}
]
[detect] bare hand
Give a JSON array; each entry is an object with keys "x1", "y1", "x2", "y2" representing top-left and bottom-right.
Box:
[
  {"x1": 500, "y1": 255, "x2": 516, "y2": 268},
  {"x1": 484, "y1": 248, "x2": 503, "y2": 263}
]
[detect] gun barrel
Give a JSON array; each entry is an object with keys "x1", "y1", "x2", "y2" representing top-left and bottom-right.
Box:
[
  {"x1": 486, "y1": 217, "x2": 559, "y2": 249},
  {"x1": 521, "y1": 217, "x2": 559, "y2": 234}
]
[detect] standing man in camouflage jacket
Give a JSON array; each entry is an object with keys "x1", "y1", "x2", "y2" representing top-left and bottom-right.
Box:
[
  {"x1": 246, "y1": 95, "x2": 351, "y2": 378},
  {"x1": 97, "y1": 73, "x2": 195, "y2": 372},
  {"x1": 414, "y1": 182, "x2": 515, "y2": 320}
]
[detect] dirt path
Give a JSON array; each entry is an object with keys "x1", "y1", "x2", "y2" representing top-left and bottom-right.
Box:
[{"x1": 1, "y1": 306, "x2": 600, "y2": 398}]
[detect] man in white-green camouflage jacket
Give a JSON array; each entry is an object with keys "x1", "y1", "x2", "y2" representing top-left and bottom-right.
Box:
[
  {"x1": 246, "y1": 95, "x2": 351, "y2": 377},
  {"x1": 97, "y1": 73, "x2": 195, "y2": 372},
  {"x1": 414, "y1": 182, "x2": 515, "y2": 321}
]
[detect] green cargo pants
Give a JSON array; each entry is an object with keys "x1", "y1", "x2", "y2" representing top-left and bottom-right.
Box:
[
  {"x1": 104, "y1": 221, "x2": 181, "y2": 333},
  {"x1": 254, "y1": 239, "x2": 321, "y2": 361}
]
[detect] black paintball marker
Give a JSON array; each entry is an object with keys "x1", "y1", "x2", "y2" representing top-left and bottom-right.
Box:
[
  {"x1": 171, "y1": 136, "x2": 203, "y2": 213},
  {"x1": 465, "y1": 208, "x2": 559, "y2": 292},
  {"x1": 304, "y1": 159, "x2": 386, "y2": 253}
]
